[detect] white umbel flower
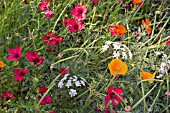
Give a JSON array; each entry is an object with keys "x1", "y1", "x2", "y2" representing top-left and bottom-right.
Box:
[{"x1": 69, "y1": 89, "x2": 77, "y2": 97}]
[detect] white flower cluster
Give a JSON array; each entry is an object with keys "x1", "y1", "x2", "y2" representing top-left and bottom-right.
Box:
[
  {"x1": 101, "y1": 41, "x2": 132, "y2": 60},
  {"x1": 58, "y1": 74, "x2": 86, "y2": 97},
  {"x1": 155, "y1": 52, "x2": 170, "y2": 78}
]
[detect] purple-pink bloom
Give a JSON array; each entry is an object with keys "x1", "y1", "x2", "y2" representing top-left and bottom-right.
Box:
[
  {"x1": 38, "y1": 0, "x2": 50, "y2": 10},
  {"x1": 13, "y1": 67, "x2": 29, "y2": 82},
  {"x1": 45, "y1": 10, "x2": 54, "y2": 18},
  {"x1": 72, "y1": 4, "x2": 87, "y2": 20}
]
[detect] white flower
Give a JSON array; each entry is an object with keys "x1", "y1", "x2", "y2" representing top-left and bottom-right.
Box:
[
  {"x1": 80, "y1": 80, "x2": 85, "y2": 86},
  {"x1": 161, "y1": 62, "x2": 167, "y2": 68},
  {"x1": 73, "y1": 76, "x2": 78, "y2": 82},
  {"x1": 66, "y1": 80, "x2": 72, "y2": 88},
  {"x1": 162, "y1": 54, "x2": 167, "y2": 59},
  {"x1": 58, "y1": 81, "x2": 64, "y2": 88},
  {"x1": 25, "y1": 96, "x2": 28, "y2": 100},
  {"x1": 155, "y1": 52, "x2": 161, "y2": 56},
  {"x1": 69, "y1": 89, "x2": 77, "y2": 97},
  {"x1": 113, "y1": 44, "x2": 120, "y2": 50},
  {"x1": 113, "y1": 51, "x2": 120, "y2": 58},
  {"x1": 62, "y1": 74, "x2": 69, "y2": 81},
  {"x1": 122, "y1": 52, "x2": 127, "y2": 59},
  {"x1": 75, "y1": 81, "x2": 81, "y2": 87},
  {"x1": 105, "y1": 41, "x2": 113, "y2": 45},
  {"x1": 158, "y1": 67, "x2": 165, "y2": 74},
  {"x1": 129, "y1": 52, "x2": 133, "y2": 60},
  {"x1": 101, "y1": 45, "x2": 109, "y2": 52},
  {"x1": 156, "y1": 74, "x2": 164, "y2": 78}
]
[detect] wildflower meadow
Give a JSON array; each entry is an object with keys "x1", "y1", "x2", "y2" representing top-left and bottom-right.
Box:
[{"x1": 0, "y1": 0, "x2": 170, "y2": 112}]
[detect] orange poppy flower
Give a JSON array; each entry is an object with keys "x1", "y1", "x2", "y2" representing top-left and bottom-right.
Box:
[
  {"x1": 0, "y1": 60, "x2": 5, "y2": 71},
  {"x1": 146, "y1": 26, "x2": 152, "y2": 35},
  {"x1": 133, "y1": 0, "x2": 142, "y2": 4},
  {"x1": 109, "y1": 24, "x2": 126, "y2": 36},
  {"x1": 140, "y1": 71, "x2": 155, "y2": 83},
  {"x1": 142, "y1": 19, "x2": 151, "y2": 26},
  {"x1": 108, "y1": 58, "x2": 128, "y2": 76}
]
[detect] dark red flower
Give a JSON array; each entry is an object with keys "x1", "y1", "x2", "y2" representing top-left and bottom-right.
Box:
[
  {"x1": 45, "y1": 10, "x2": 54, "y2": 18},
  {"x1": 26, "y1": 51, "x2": 44, "y2": 66},
  {"x1": 72, "y1": 4, "x2": 87, "y2": 20},
  {"x1": 1, "y1": 92, "x2": 13, "y2": 100},
  {"x1": 39, "y1": 86, "x2": 48, "y2": 93},
  {"x1": 63, "y1": 18, "x2": 71, "y2": 26},
  {"x1": 43, "y1": 31, "x2": 63, "y2": 46},
  {"x1": 67, "y1": 18, "x2": 85, "y2": 33},
  {"x1": 38, "y1": 95, "x2": 52, "y2": 105},
  {"x1": 13, "y1": 67, "x2": 29, "y2": 82},
  {"x1": 166, "y1": 37, "x2": 170, "y2": 45},
  {"x1": 38, "y1": 0, "x2": 50, "y2": 11},
  {"x1": 59, "y1": 68, "x2": 69, "y2": 75},
  {"x1": 7, "y1": 46, "x2": 22, "y2": 61},
  {"x1": 105, "y1": 86, "x2": 124, "y2": 107}
]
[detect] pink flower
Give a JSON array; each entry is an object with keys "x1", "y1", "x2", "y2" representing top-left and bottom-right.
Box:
[
  {"x1": 59, "y1": 68, "x2": 69, "y2": 75},
  {"x1": 26, "y1": 51, "x2": 44, "y2": 66},
  {"x1": 125, "y1": 106, "x2": 131, "y2": 112},
  {"x1": 105, "y1": 86, "x2": 124, "y2": 107},
  {"x1": 72, "y1": 4, "x2": 87, "y2": 20},
  {"x1": 7, "y1": 46, "x2": 22, "y2": 61},
  {"x1": 39, "y1": 87, "x2": 48, "y2": 93},
  {"x1": 63, "y1": 18, "x2": 71, "y2": 26},
  {"x1": 104, "y1": 106, "x2": 117, "y2": 113},
  {"x1": 93, "y1": 0, "x2": 99, "y2": 3},
  {"x1": 119, "y1": 0, "x2": 123, "y2": 3},
  {"x1": 45, "y1": 10, "x2": 54, "y2": 18},
  {"x1": 1, "y1": 92, "x2": 13, "y2": 100},
  {"x1": 43, "y1": 31, "x2": 63, "y2": 46},
  {"x1": 38, "y1": 0, "x2": 50, "y2": 10},
  {"x1": 67, "y1": 18, "x2": 85, "y2": 32},
  {"x1": 13, "y1": 67, "x2": 29, "y2": 82},
  {"x1": 38, "y1": 95, "x2": 52, "y2": 105}
]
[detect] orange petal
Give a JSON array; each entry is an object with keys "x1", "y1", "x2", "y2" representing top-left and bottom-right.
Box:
[
  {"x1": 146, "y1": 27, "x2": 152, "y2": 35},
  {"x1": 145, "y1": 19, "x2": 151, "y2": 25}
]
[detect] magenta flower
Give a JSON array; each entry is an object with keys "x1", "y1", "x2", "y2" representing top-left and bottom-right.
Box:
[
  {"x1": 38, "y1": 95, "x2": 52, "y2": 105},
  {"x1": 105, "y1": 86, "x2": 124, "y2": 107},
  {"x1": 59, "y1": 68, "x2": 69, "y2": 76},
  {"x1": 7, "y1": 46, "x2": 22, "y2": 61},
  {"x1": 93, "y1": 0, "x2": 99, "y2": 3},
  {"x1": 72, "y1": 4, "x2": 87, "y2": 20},
  {"x1": 67, "y1": 18, "x2": 85, "y2": 33},
  {"x1": 1, "y1": 92, "x2": 13, "y2": 100},
  {"x1": 45, "y1": 10, "x2": 54, "y2": 18},
  {"x1": 13, "y1": 67, "x2": 29, "y2": 82},
  {"x1": 39, "y1": 86, "x2": 48, "y2": 93},
  {"x1": 26, "y1": 51, "x2": 44, "y2": 66},
  {"x1": 63, "y1": 18, "x2": 71, "y2": 26},
  {"x1": 43, "y1": 31, "x2": 63, "y2": 46},
  {"x1": 166, "y1": 38, "x2": 170, "y2": 45},
  {"x1": 38, "y1": 0, "x2": 50, "y2": 10}
]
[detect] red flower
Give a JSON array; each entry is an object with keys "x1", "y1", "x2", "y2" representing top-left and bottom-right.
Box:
[
  {"x1": 104, "y1": 106, "x2": 117, "y2": 113},
  {"x1": 45, "y1": 10, "x2": 54, "y2": 18},
  {"x1": 105, "y1": 86, "x2": 124, "y2": 107},
  {"x1": 67, "y1": 18, "x2": 85, "y2": 33},
  {"x1": 72, "y1": 4, "x2": 87, "y2": 20},
  {"x1": 1, "y1": 92, "x2": 13, "y2": 100},
  {"x1": 26, "y1": 51, "x2": 44, "y2": 66},
  {"x1": 38, "y1": 95, "x2": 52, "y2": 105},
  {"x1": 166, "y1": 37, "x2": 170, "y2": 45},
  {"x1": 43, "y1": 31, "x2": 63, "y2": 46},
  {"x1": 59, "y1": 68, "x2": 69, "y2": 75},
  {"x1": 38, "y1": 0, "x2": 50, "y2": 11},
  {"x1": 13, "y1": 67, "x2": 29, "y2": 82},
  {"x1": 7, "y1": 46, "x2": 22, "y2": 61},
  {"x1": 39, "y1": 86, "x2": 48, "y2": 93},
  {"x1": 63, "y1": 18, "x2": 71, "y2": 26}
]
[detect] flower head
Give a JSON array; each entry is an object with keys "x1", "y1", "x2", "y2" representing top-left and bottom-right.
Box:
[
  {"x1": 45, "y1": 10, "x2": 54, "y2": 18},
  {"x1": 7, "y1": 46, "x2": 22, "y2": 61},
  {"x1": 142, "y1": 19, "x2": 152, "y2": 35},
  {"x1": 0, "y1": 60, "x2": 5, "y2": 71},
  {"x1": 1, "y1": 92, "x2": 13, "y2": 100},
  {"x1": 43, "y1": 31, "x2": 63, "y2": 47},
  {"x1": 26, "y1": 51, "x2": 44, "y2": 66},
  {"x1": 72, "y1": 4, "x2": 87, "y2": 20},
  {"x1": 166, "y1": 37, "x2": 170, "y2": 45},
  {"x1": 105, "y1": 86, "x2": 124, "y2": 107},
  {"x1": 69, "y1": 89, "x2": 77, "y2": 97},
  {"x1": 60, "y1": 68, "x2": 70, "y2": 75},
  {"x1": 93, "y1": 0, "x2": 99, "y2": 3},
  {"x1": 38, "y1": 0, "x2": 50, "y2": 10},
  {"x1": 132, "y1": 0, "x2": 142, "y2": 4},
  {"x1": 141, "y1": 71, "x2": 155, "y2": 83},
  {"x1": 108, "y1": 58, "x2": 128, "y2": 76},
  {"x1": 38, "y1": 95, "x2": 52, "y2": 105},
  {"x1": 39, "y1": 86, "x2": 48, "y2": 93},
  {"x1": 67, "y1": 18, "x2": 85, "y2": 32},
  {"x1": 109, "y1": 24, "x2": 126, "y2": 36},
  {"x1": 13, "y1": 67, "x2": 29, "y2": 82}
]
